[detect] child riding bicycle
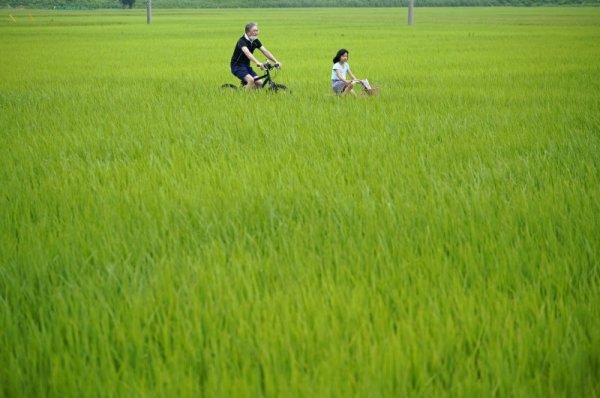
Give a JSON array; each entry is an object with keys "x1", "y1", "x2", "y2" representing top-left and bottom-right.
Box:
[{"x1": 331, "y1": 49, "x2": 378, "y2": 96}]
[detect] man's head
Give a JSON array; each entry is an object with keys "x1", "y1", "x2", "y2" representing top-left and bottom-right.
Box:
[{"x1": 245, "y1": 22, "x2": 259, "y2": 40}]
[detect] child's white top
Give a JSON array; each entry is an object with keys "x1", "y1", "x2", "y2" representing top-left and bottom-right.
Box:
[{"x1": 332, "y1": 62, "x2": 350, "y2": 81}]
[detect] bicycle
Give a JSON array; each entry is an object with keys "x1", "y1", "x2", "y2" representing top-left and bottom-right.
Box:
[{"x1": 221, "y1": 62, "x2": 289, "y2": 93}]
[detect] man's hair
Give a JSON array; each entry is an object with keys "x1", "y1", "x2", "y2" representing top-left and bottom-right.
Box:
[{"x1": 245, "y1": 22, "x2": 258, "y2": 33}]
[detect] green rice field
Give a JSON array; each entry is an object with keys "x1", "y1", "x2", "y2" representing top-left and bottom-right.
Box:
[{"x1": 1, "y1": 7, "x2": 599, "y2": 397}]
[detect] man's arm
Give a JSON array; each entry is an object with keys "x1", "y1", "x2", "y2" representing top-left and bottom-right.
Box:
[
  {"x1": 241, "y1": 46, "x2": 265, "y2": 69},
  {"x1": 259, "y1": 46, "x2": 281, "y2": 67}
]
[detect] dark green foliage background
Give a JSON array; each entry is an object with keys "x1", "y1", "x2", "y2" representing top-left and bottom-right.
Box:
[{"x1": 2, "y1": 0, "x2": 598, "y2": 9}]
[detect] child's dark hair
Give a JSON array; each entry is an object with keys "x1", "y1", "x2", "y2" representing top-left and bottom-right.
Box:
[{"x1": 333, "y1": 49, "x2": 348, "y2": 64}]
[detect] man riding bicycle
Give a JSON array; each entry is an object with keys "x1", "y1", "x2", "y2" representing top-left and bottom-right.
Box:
[{"x1": 230, "y1": 22, "x2": 282, "y2": 90}]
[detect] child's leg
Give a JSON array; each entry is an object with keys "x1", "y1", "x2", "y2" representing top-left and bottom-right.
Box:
[{"x1": 343, "y1": 82, "x2": 356, "y2": 95}]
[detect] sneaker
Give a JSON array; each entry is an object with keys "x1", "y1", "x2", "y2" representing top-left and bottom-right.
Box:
[{"x1": 365, "y1": 87, "x2": 380, "y2": 96}]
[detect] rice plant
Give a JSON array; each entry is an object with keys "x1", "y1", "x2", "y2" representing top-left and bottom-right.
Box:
[{"x1": 1, "y1": 7, "x2": 599, "y2": 397}]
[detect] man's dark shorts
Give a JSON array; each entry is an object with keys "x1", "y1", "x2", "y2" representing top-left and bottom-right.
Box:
[{"x1": 231, "y1": 64, "x2": 257, "y2": 81}]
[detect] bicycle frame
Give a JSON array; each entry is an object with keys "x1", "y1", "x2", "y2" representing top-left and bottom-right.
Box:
[
  {"x1": 242, "y1": 62, "x2": 278, "y2": 89},
  {"x1": 222, "y1": 62, "x2": 288, "y2": 93}
]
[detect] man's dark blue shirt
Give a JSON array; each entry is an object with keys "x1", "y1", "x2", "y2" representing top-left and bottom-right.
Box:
[{"x1": 230, "y1": 36, "x2": 263, "y2": 66}]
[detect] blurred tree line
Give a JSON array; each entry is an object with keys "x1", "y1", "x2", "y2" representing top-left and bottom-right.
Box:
[{"x1": 1, "y1": 0, "x2": 597, "y2": 8}]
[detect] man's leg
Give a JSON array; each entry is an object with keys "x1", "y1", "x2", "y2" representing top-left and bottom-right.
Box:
[
  {"x1": 243, "y1": 75, "x2": 264, "y2": 90},
  {"x1": 243, "y1": 74, "x2": 255, "y2": 89}
]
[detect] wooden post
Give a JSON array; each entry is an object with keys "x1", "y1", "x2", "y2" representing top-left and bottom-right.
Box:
[
  {"x1": 147, "y1": 0, "x2": 152, "y2": 24},
  {"x1": 408, "y1": 0, "x2": 414, "y2": 26}
]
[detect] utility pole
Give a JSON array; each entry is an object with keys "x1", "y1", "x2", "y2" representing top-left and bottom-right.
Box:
[
  {"x1": 408, "y1": 0, "x2": 414, "y2": 26},
  {"x1": 147, "y1": 0, "x2": 152, "y2": 24}
]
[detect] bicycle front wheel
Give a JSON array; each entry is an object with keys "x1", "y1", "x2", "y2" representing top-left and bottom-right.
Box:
[{"x1": 268, "y1": 83, "x2": 289, "y2": 93}]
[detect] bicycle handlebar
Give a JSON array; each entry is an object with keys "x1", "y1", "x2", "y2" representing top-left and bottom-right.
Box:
[{"x1": 263, "y1": 62, "x2": 280, "y2": 70}]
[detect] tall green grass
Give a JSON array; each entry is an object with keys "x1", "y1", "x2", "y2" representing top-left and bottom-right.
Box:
[{"x1": 1, "y1": 7, "x2": 599, "y2": 397}]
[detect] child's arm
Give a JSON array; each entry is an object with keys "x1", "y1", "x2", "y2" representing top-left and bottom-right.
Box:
[
  {"x1": 335, "y1": 69, "x2": 350, "y2": 84},
  {"x1": 348, "y1": 68, "x2": 358, "y2": 81}
]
